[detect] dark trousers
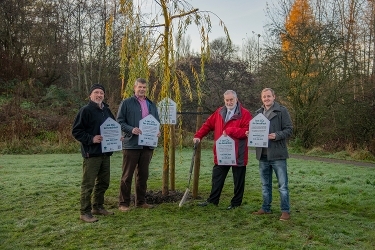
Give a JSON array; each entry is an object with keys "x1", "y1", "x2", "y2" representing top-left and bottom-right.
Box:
[
  {"x1": 119, "y1": 148, "x2": 153, "y2": 207},
  {"x1": 207, "y1": 165, "x2": 246, "y2": 206},
  {"x1": 80, "y1": 155, "x2": 110, "y2": 215}
]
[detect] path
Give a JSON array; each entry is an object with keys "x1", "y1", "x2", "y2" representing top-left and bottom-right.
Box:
[
  {"x1": 249, "y1": 150, "x2": 375, "y2": 168},
  {"x1": 289, "y1": 154, "x2": 375, "y2": 168}
]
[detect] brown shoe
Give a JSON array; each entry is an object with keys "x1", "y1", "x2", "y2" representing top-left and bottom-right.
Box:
[
  {"x1": 137, "y1": 203, "x2": 154, "y2": 209},
  {"x1": 92, "y1": 208, "x2": 114, "y2": 216},
  {"x1": 80, "y1": 213, "x2": 98, "y2": 223},
  {"x1": 118, "y1": 206, "x2": 131, "y2": 212},
  {"x1": 280, "y1": 212, "x2": 290, "y2": 221},
  {"x1": 252, "y1": 209, "x2": 272, "y2": 215}
]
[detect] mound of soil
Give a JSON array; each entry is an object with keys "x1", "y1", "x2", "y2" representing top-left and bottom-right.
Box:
[
  {"x1": 145, "y1": 190, "x2": 184, "y2": 204},
  {"x1": 130, "y1": 190, "x2": 189, "y2": 204}
]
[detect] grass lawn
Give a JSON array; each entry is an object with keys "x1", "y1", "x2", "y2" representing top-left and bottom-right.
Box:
[{"x1": 0, "y1": 148, "x2": 374, "y2": 249}]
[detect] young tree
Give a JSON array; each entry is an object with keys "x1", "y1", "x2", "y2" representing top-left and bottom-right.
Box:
[{"x1": 107, "y1": 0, "x2": 230, "y2": 194}]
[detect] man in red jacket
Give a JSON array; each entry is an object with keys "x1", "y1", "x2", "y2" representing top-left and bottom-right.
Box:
[{"x1": 193, "y1": 90, "x2": 252, "y2": 209}]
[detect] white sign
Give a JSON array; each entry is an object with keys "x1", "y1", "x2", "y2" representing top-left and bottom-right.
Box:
[
  {"x1": 100, "y1": 117, "x2": 123, "y2": 153},
  {"x1": 157, "y1": 97, "x2": 177, "y2": 124},
  {"x1": 216, "y1": 135, "x2": 236, "y2": 165},
  {"x1": 138, "y1": 114, "x2": 160, "y2": 147},
  {"x1": 248, "y1": 113, "x2": 270, "y2": 148}
]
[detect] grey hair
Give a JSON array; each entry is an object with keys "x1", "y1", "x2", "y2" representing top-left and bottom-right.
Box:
[
  {"x1": 134, "y1": 78, "x2": 147, "y2": 87},
  {"x1": 223, "y1": 90, "x2": 237, "y2": 98}
]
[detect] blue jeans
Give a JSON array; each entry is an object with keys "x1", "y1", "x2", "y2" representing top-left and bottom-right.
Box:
[{"x1": 259, "y1": 156, "x2": 290, "y2": 213}]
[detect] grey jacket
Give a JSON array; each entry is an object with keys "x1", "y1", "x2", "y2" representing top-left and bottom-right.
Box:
[
  {"x1": 255, "y1": 102, "x2": 293, "y2": 161},
  {"x1": 117, "y1": 95, "x2": 160, "y2": 149}
]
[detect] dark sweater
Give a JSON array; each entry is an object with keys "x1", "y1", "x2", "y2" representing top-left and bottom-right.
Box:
[
  {"x1": 117, "y1": 96, "x2": 160, "y2": 149},
  {"x1": 72, "y1": 101, "x2": 115, "y2": 158}
]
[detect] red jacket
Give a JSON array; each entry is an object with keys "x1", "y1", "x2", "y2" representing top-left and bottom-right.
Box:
[{"x1": 194, "y1": 102, "x2": 252, "y2": 166}]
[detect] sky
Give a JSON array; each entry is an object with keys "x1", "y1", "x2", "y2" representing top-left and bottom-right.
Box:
[
  {"x1": 135, "y1": 0, "x2": 270, "y2": 52},
  {"x1": 184, "y1": 0, "x2": 270, "y2": 52}
]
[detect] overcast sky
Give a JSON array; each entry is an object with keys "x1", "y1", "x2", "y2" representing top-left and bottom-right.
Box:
[
  {"x1": 135, "y1": 0, "x2": 270, "y2": 52},
  {"x1": 184, "y1": 0, "x2": 269, "y2": 52}
]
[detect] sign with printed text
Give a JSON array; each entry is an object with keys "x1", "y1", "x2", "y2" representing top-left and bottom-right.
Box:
[
  {"x1": 216, "y1": 135, "x2": 236, "y2": 165},
  {"x1": 100, "y1": 117, "x2": 123, "y2": 153},
  {"x1": 248, "y1": 113, "x2": 270, "y2": 148},
  {"x1": 138, "y1": 114, "x2": 160, "y2": 147},
  {"x1": 157, "y1": 97, "x2": 177, "y2": 124}
]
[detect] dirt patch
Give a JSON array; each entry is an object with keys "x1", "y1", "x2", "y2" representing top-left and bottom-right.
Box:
[
  {"x1": 144, "y1": 190, "x2": 183, "y2": 204},
  {"x1": 130, "y1": 190, "x2": 203, "y2": 205},
  {"x1": 129, "y1": 190, "x2": 200, "y2": 205}
]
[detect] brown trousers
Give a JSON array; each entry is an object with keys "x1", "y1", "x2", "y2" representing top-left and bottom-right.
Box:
[{"x1": 118, "y1": 148, "x2": 153, "y2": 207}]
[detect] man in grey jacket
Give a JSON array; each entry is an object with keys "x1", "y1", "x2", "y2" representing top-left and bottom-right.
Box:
[
  {"x1": 250, "y1": 88, "x2": 293, "y2": 221},
  {"x1": 117, "y1": 78, "x2": 160, "y2": 212}
]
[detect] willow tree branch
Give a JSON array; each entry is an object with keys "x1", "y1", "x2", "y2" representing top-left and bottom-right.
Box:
[{"x1": 141, "y1": 8, "x2": 199, "y2": 28}]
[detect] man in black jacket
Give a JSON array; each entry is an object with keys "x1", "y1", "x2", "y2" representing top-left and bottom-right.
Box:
[{"x1": 72, "y1": 84, "x2": 116, "y2": 223}]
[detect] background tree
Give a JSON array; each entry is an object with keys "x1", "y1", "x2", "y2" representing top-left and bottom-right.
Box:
[
  {"x1": 0, "y1": 0, "x2": 122, "y2": 150},
  {"x1": 279, "y1": 0, "x2": 338, "y2": 148},
  {"x1": 241, "y1": 35, "x2": 259, "y2": 74},
  {"x1": 260, "y1": 0, "x2": 375, "y2": 151}
]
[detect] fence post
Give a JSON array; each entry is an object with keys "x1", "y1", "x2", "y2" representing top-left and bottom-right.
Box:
[
  {"x1": 169, "y1": 124, "x2": 175, "y2": 190},
  {"x1": 162, "y1": 124, "x2": 170, "y2": 195},
  {"x1": 192, "y1": 107, "x2": 203, "y2": 198}
]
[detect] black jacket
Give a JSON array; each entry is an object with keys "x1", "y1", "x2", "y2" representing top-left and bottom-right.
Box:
[{"x1": 72, "y1": 101, "x2": 115, "y2": 158}]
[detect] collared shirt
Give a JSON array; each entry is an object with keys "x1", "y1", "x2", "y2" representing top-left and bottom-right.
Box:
[
  {"x1": 225, "y1": 110, "x2": 232, "y2": 122},
  {"x1": 262, "y1": 103, "x2": 274, "y2": 119},
  {"x1": 227, "y1": 103, "x2": 238, "y2": 117},
  {"x1": 136, "y1": 95, "x2": 149, "y2": 118},
  {"x1": 225, "y1": 104, "x2": 237, "y2": 122}
]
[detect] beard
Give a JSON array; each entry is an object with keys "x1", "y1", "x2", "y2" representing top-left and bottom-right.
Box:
[
  {"x1": 225, "y1": 103, "x2": 236, "y2": 110},
  {"x1": 92, "y1": 98, "x2": 103, "y2": 107}
]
